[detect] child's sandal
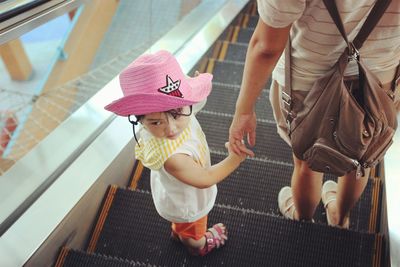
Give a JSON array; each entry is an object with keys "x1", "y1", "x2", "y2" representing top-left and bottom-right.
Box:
[{"x1": 194, "y1": 223, "x2": 228, "y2": 256}]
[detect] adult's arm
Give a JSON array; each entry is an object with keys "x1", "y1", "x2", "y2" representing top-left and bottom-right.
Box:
[{"x1": 229, "y1": 19, "x2": 291, "y2": 155}]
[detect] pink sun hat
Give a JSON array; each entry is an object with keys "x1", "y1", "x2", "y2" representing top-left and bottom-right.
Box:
[{"x1": 104, "y1": 50, "x2": 213, "y2": 116}]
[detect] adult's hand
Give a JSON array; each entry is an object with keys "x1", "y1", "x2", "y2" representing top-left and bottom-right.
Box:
[{"x1": 229, "y1": 112, "x2": 256, "y2": 157}]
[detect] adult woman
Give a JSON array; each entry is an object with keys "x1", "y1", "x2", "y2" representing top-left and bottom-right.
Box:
[{"x1": 229, "y1": 0, "x2": 399, "y2": 227}]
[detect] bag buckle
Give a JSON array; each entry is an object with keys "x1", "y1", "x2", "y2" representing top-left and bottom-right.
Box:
[
  {"x1": 347, "y1": 42, "x2": 359, "y2": 62},
  {"x1": 282, "y1": 91, "x2": 293, "y2": 133},
  {"x1": 286, "y1": 112, "x2": 293, "y2": 135},
  {"x1": 355, "y1": 163, "x2": 365, "y2": 179},
  {"x1": 282, "y1": 91, "x2": 292, "y2": 109},
  {"x1": 387, "y1": 91, "x2": 395, "y2": 101}
]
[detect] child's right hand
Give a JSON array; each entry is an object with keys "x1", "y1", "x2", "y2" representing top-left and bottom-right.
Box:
[{"x1": 225, "y1": 142, "x2": 247, "y2": 163}]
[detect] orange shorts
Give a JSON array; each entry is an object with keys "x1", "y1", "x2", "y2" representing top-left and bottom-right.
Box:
[{"x1": 171, "y1": 215, "x2": 207, "y2": 240}]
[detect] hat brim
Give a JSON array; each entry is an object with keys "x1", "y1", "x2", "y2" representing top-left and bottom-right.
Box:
[{"x1": 105, "y1": 73, "x2": 212, "y2": 116}]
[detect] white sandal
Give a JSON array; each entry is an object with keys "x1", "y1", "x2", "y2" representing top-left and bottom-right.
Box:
[
  {"x1": 321, "y1": 180, "x2": 350, "y2": 229},
  {"x1": 278, "y1": 186, "x2": 296, "y2": 220}
]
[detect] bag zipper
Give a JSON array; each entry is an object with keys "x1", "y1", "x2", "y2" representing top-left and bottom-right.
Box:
[{"x1": 313, "y1": 142, "x2": 360, "y2": 167}]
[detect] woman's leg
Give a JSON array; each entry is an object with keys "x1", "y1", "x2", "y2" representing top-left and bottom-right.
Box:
[
  {"x1": 324, "y1": 169, "x2": 369, "y2": 226},
  {"x1": 291, "y1": 154, "x2": 323, "y2": 220}
]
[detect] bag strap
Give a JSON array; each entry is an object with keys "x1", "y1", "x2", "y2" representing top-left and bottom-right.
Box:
[
  {"x1": 283, "y1": 0, "x2": 392, "y2": 126},
  {"x1": 323, "y1": 0, "x2": 391, "y2": 50}
]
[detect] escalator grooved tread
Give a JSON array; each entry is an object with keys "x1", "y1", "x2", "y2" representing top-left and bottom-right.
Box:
[
  {"x1": 136, "y1": 152, "x2": 375, "y2": 233},
  {"x1": 197, "y1": 112, "x2": 292, "y2": 162},
  {"x1": 93, "y1": 188, "x2": 379, "y2": 267},
  {"x1": 236, "y1": 27, "x2": 255, "y2": 44},
  {"x1": 247, "y1": 15, "x2": 258, "y2": 28},
  {"x1": 225, "y1": 42, "x2": 248, "y2": 62},
  {"x1": 211, "y1": 59, "x2": 247, "y2": 86},
  {"x1": 57, "y1": 248, "x2": 147, "y2": 267},
  {"x1": 206, "y1": 82, "x2": 273, "y2": 120}
]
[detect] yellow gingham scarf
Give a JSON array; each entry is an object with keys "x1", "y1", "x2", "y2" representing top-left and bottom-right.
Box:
[{"x1": 135, "y1": 126, "x2": 191, "y2": 170}]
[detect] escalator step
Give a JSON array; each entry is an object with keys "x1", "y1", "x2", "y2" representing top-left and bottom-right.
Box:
[
  {"x1": 88, "y1": 187, "x2": 380, "y2": 267},
  {"x1": 209, "y1": 58, "x2": 270, "y2": 87},
  {"x1": 235, "y1": 27, "x2": 254, "y2": 43},
  {"x1": 211, "y1": 41, "x2": 245, "y2": 61},
  {"x1": 223, "y1": 42, "x2": 248, "y2": 62},
  {"x1": 212, "y1": 153, "x2": 375, "y2": 232},
  {"x1": 196, "y1": 112, "x2": 292, "y2": 162},
  {"x1": 135, "y1": 152, "x2": 376, "y2": 233},
  {"x1": 135, "y1": 154, "x2": 293, "y2": 216},
  {"x1": 219, "y1": 26, "x2": 236, "y2": 43},
  {"x1": 209, "y1": 60, "x2": 245, "y2": 85},
  {"x1": 246, "y1": 15, "x2": 258, "y2": 28},
  {"x1": 206, "y1": 82, "x2": 274, "y2": 121},
  {"x1": 56, "y1": 248, "x2": 144, "y2": 267}
]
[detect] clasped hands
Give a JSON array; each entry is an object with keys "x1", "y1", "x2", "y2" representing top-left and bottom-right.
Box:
[{"x1": 228, "y1": 112, "x2": 257, "y2": 158}]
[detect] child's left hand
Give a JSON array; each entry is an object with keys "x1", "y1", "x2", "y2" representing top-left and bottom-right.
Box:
[{"x1": 225, "y1": 142, "x2": 247, "y2": 162}]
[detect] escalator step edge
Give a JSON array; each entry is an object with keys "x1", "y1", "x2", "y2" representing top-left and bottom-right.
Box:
[
  {"x1": 55, "y1": 247, "x2": 146, "y2": 267},
  {"x1": 83, "y1": 186, "x2": 382, "y2": 267}
]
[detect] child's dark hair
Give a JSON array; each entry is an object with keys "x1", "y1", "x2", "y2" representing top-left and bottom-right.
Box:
[{"x1": 127, "y1": 106, "x2": 192, "y2": 146}]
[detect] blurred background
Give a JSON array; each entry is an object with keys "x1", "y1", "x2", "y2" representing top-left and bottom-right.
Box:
[{"x1": 0, "y1": 1, "x2": 399, "y2": 266}]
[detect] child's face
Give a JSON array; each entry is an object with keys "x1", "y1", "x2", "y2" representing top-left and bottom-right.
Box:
[{"x1": 141, "y1": 106, "x2": 191, "y2": 140}]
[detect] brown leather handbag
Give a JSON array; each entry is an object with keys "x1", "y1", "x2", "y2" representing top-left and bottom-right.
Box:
[{"x1": 283, "y1": 0, "x2": 398, "y2": 177}]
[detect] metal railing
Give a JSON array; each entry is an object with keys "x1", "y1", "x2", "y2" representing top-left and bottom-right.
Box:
[{"x1": 0, "y1": 0, "x2": 86, "y2": 45}]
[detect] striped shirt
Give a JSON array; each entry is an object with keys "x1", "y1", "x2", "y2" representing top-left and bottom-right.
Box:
[
  {"x1": 135, "y1": 116, "x2": 217, "y2": 223},
  {"x1": 257, "y1": 0, "x2": 400, "y2": 91}
]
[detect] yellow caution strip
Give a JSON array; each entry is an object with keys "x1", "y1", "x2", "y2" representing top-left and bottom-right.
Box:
[
  {"x1": 235, "y1": 14, "x2": 243, "y2": 27},
  {"x1": 369, "y1": 178, "x2": 381, "y2": 232},
  {"x1": 225, "y1": 26, "x2": 234, "y2": 42},
  {"x1": 372, "y1": 234, "x2": 383, "y2": 267},
  {"x1": 231, "y1": 26, "x2": 240, "y2": 43},
  {"x1": 54, "y1": 247, "x2": 69, "y2": 267},
  {"x1": 87, "y1": 185, "x2": 117, "y2": 253},
  {"x1": 197, "y1": 57, "x2": 209, "y2": 74},
  {"x1": 206, "y1": 58, "x2": 216, "y2": 74},
  {"x1": 376, "y1": 161, "x2": 384, "y2": 179},
  {"x1": 244, "y1": 2, "x2": 252, "y2": 14},
  {"x1": 370, "y1": 165, "x2": 376, "y2": 178},
  {"x1": 251, "y1": 1, "x2": 257, "y2": 16},
  {"x1": 242, "y1": 14, "x2": 249, "y2": 28},
  {"x1": 212, "y1": 41, "x2": 223, "y2": 59},
  {"x1": 129, "y1": 161, "x2": 144, "y2": 189},
  {"x1": 218, "y1": 41, "x2": 230, "y2": 61}
]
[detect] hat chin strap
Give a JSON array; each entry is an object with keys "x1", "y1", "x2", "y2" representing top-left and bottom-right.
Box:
[{"x1": 128, "y1": 115, "x2": 140, "y2": 146}]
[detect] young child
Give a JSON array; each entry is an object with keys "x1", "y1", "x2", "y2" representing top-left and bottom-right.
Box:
[{"x1": 104, "y1": 50, "x2": 248, "y2": 256}]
